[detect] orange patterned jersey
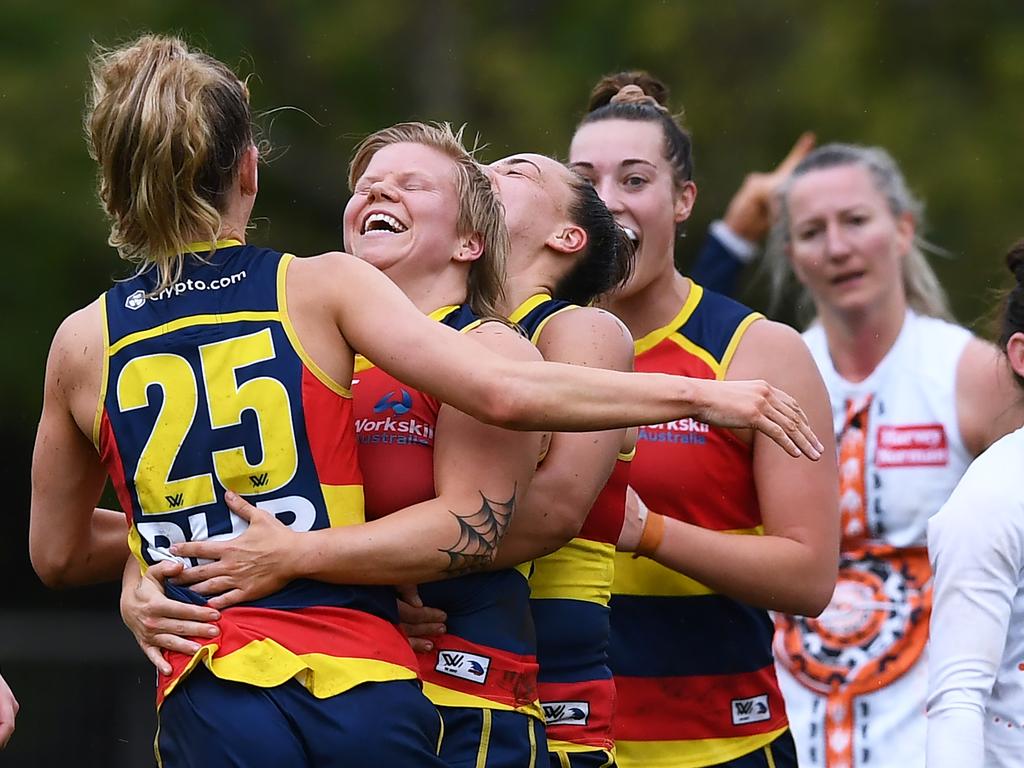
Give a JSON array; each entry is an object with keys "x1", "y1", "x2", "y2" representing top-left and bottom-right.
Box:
[
  {"x1": 96, "y1": 241, "x2": 417, "y2": 707},
  {"x1": 609, "y1": 283, "x2": 788, "y2": 767}
]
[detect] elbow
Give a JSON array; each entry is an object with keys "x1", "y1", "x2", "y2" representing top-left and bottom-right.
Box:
[
  {"x1": 544, "y1": 499, "x2": 587, "y2": 545},
  {"x1": 791, "y1": 571, "x2": 836, "y2": 618},
  {"x1": 797, "y1": 590, "x2": 833, "y2": 619},
  {"x1": 473, "y1": 378, "x2": 532, "y2": 430},
  {"x1": 30, "y1": 545, "x2": 76, "y2": 590},
  {"x1": 29, "y1": 523, "x2": 86, "y2": 589}
]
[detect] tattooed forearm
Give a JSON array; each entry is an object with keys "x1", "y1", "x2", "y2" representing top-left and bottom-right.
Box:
[{"x1": 439, "y1": 486, "x2": 516, "y2": 576}]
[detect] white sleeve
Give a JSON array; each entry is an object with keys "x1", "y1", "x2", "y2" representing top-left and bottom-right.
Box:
[
  {"x1": 925, "y1": 465, "x2": 1023, "y2": 768},
  {"x1": 708, "y1": 220, "x2": 759, "y2": 263}
]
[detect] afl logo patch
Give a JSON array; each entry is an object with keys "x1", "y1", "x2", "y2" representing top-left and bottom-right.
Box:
[
  {"x1": 731, "y1": 694, "x2": 770, "y2": 726},
  {"x1": 542, "y1": 700, "x2": 590, "y2": 726},
  {"x1": 435, "y1": 650, "x2": 490, "y2": 684}
]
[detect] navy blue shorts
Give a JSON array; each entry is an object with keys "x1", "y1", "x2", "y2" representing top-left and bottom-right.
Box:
[
  {"x1": 156, "y1": 665, "x2": 445, "y2": 768},
  {"x1": 712, "y1": 730, "x2": 797, "y2": 768},
  {"x1": 437, "y1": 706, "x2": 547, "y2": 768},
  {"x1": 547, "y1": 748, "x2": 615, "y2": 767}
]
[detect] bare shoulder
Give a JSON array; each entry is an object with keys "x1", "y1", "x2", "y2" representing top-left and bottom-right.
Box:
[
  {"x1": 728, "y1": 317, "x2": 814, "y2": 380},
  {"x1": 288, "y1": 249, "x2": 371, "y2": 291},
  {"x1": 538, "y1": 306, "x2": 634, "y2": 369},
  {"x1": 49, "y1": 298, "x2": 104, "y2": 375},
  {"x1": 957, "y1": 335, "x2": 1024, "y2": 455},
  {"x1": 958, "y1": 334, "x2": 1003, "y2": 372},
  {"x1": 467, "y1": 321, "x2": 542, "y2": 363}
]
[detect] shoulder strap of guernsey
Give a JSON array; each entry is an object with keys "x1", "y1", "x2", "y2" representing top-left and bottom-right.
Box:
[
  {"x1": 438, "y1": 303, "x2": 482, "y2": 332},
  {"x1": 508, "y1": 293, "x2": 578, "y2": 345},
  {"x1": 635, "y1": 282, "x2": 763, "y2": 380}
]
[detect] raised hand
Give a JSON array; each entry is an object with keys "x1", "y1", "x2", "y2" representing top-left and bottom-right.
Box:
[{"x1": 723, "y1": 131, "x2": 816, "y2": 243}]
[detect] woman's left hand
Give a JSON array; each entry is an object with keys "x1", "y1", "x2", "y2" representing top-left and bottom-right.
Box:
[
  {"x1": 396, "y1": 584, "x2": 447, "y2": 653},
  {"x1": 171, "y1": 491, "x2": 302, "y2": 609}
]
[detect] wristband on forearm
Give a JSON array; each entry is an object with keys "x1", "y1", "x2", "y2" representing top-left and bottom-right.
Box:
[{"x1": 633, "y1": 511, "x2": 665, "y2": 558}]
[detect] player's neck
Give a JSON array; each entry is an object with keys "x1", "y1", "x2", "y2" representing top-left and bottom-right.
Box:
[
  {"x1": 819, "y1": 295, "x2": 907, "y2": 383},
  {"x1": 601, "y1": 265, "x2": 691, "y2": 342},
  {"x1": 385, "y1": 262, "x2": 469, "y2": 316},
  {"x1": 500, "y1": 260, "x2": 558, "y2": 316}
]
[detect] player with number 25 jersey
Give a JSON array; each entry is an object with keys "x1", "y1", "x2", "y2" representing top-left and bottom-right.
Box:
[{"x1": 97, "y1": 240, "x2": 420, "y2": 706}]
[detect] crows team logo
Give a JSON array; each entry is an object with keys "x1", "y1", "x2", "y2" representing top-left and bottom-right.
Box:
[
  {"x1": 542, "y1": 700, "x2": 590, "y2": 726},
  {"x1": 373, "y1": 389, "x2": 413, "y2": 415},
  {"x1": 435, "y1": 650, "x2": 490, "y2": 684}
]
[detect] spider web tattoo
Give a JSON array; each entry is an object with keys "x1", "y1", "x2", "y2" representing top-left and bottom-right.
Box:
[{"x1": 439, "y1": 486, "x2": 516, "y2": 576}]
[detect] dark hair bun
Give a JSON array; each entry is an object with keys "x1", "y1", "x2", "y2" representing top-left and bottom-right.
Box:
[
  {"x1": 1007, "y1": 239, "x2": 1024, "y2": 284},
  {"x1": 587, "y1": 71, "x2": 670, "y2": 113}
]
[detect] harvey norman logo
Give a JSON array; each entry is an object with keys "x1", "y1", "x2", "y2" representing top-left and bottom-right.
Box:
[
  {"x1": 542, "y1": 700, "x2": 590, "y2": 726},
  {"x1": 124, "y1": 271, "x2": 247, "y2": 310},
  {"x1": 435, "y1": 650, "x2": 490, "y2": 684},
  {"x1": 875, "y1": 424, "x2": 948, "y2": 467},
  {"x1": 731, "y1": 694, "x2": 770, "y2": 726}
]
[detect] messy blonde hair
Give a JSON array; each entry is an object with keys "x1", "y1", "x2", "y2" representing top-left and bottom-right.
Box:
[
  {"x1": 85, "y1": 34, "x2": 254, "y2": 292},
  {"x1": 348, "y1": 122, "x2": 508, "y2": 318}
]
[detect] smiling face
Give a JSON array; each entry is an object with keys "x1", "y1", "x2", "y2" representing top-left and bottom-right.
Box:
[
  {"x1": 785, "y1": 163, "x2": 914, "y2": 318},
  {"x1": 343, "y1": 141, "x2": 474, "y2": 285},
  {"x1": 568, "y1": 118, "x2": 695, "y2": 300},
  {"x1": 487, "y1": 153, "x2": 579, "y2": 271}
]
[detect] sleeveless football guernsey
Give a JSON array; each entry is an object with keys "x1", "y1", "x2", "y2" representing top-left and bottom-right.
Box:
[
  {"x1": 96, "y1": 241, "x2": 418, "y2": 707},
  {"x1": 511, "y1": 294, "x2": 633, "y2": 764},
  {"x1": 775, "y1": 310, "x2": 972, "y2": 768},
  {"x1": 353, "y1": 305, "x2": 544, "y2": 741},
  {"x1": 609, "y1": 282, "x2": 788, "y2": 767}
]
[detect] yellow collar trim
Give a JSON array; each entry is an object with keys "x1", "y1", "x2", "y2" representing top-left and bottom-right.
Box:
[
  {"x1": 633, "y1": 280, "x2": 702, "y2": 356},
  {"x1": 427, "y1": 304, "x2": 460, "y2": 322},
  {"x1": 184, "y1": 238, "x2": 244, "y2": 253},
  {"x1": 507, "y1": 293, "x2": 552, "y2": 324}
]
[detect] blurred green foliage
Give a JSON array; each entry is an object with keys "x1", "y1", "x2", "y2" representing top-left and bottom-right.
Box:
[{"x1": 4, "y1": 0, "x2": 1024, "y2": 604}]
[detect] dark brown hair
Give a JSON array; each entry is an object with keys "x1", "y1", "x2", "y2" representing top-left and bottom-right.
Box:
[
  {"x1": 554, "y1": 173, "x2": 635, "y2": 305},
  {"x1": 579, "y1": 70, "x2": 694, "y2": 187},
  {"x1": 1000, "y1": 240, "x2": 1024, "y2": 362}
]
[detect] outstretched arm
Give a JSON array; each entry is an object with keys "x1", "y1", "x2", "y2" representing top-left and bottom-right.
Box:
[
  {"x1": 171, "y1": 323, "x2": 544, "y2": 607},
  {"x1": 304, "y1": 252, "x2": 823, "y2": 457}
]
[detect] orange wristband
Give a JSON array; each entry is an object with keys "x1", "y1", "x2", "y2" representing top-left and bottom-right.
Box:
[{"x1": 633, "y1": 511, "x2": 665, "y2": 558}]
